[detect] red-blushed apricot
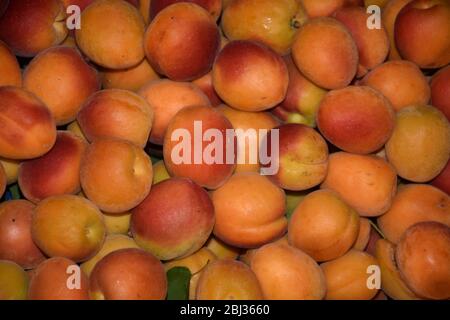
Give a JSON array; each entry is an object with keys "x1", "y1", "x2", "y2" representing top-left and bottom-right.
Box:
[
  {"x1": 321, "y1": 249, "x2": 379, "y2": 300},
  {"x1": 23, "y1": 46, "x2": 100, "y2": 125},
  {"x1": 251, "y1": 243, "x2": 326, "y2": 300},
  {"x1": 212, "y1": 40, "x2": 289, "y2": 111},
  {"x1": 28, "y1": 257, "x2": 90, "y2": 300},
  {"x1": 431, "y1": 160, "x2": 450, "y2": 195},
  {"x1": 196, "y1": 259, "x2": 263, "y2": 300},
  {"x1": 18, "y1": 131, "x2": 87, "y2": 203},
  {"x1": 218, "y1": 105, "x2": 279, "y2": 174},
  {"x1": 300, "y1": 0, "x2": 345, "y2": 17},
  {"x1": 0, "y1": 41, "x2": 21, "y2": 86},
  {"x1": 385, "y1": 105, "x2": 450, "y2": 182},
  {"x1": 221, "y1": 0, "x2": 307, "y2": 55},
  {"x1": 77, "y1": 89, "x2": 154, "y2": 148},
  {"x1": 430, "y1": 65, "x2": 450, "y2": 121},
  {"x1": 144, "y1": 2, "x2": 220, "y2": 81},
  {"x1": 382, "y1": 0, "x2": 413, "y2": 60},
  {"x1": 375, "y1": 239, "x2": 419, "y2": 300},
  {"x1": 353, "y1": 218, "x2": 371, "y2": 251},
  {"x1": 103, "y1": 212, "x2": 132, "y2": 235},
  {"x1": 151, "y1": 0, "x2": 222, "y2": 21},
  {"x1": 0, "y1": 158, "x2": 19, "y2": 185},
  {"x1": 277, "y1": 55, "x2": 328, "y2": 127},
  {"x1": 378, "y1": 184, "x2": 450, "y2": 244},
  {"x1": 75, "y1": 0, "x2": 145, "y2": 69},
  {"x1": 292, "y1": 17, "x2": 358, "y2": 90},
  {"x1": 0, "y1": 200, "x2": 45, "y2": 269},
  {"x1": 321, "y1": 152, "x2": 398, "y2": 217},
  {"x1": 333, "y1": 6, "x2": 389, "y2": 77},
  {"x1": 360, "y1": 60, "x2": 431, "y2": 112},
  {"x1": 0, "y1": 260, "x2": 29, "y2": 300},
  {"x1": 32, "y1": 195, "x2": 105, "y2": 262},
  {"x1": 206, "y1": 237, "x2": 242, "y2": 260},
  {"x1": 0, "y1": 86, "x2": 57, "y2": 160},
  {"x1": 163, "y1": 105, "x2": 235, "y2": 190},
  {"x1": 395, "y1": 0, "x2": 450, "y2": 68},
  {"x1": 192, "y1": 72, "x2": 223, "y2": 107},
  {"x1": 0, "y1": 0, "x2": 67, "y2": 57},
  {"x1": 80, "y1": 234, "x2": 139, "y2": 277},
  {"x1": 100, "y1": 58, "x2": 160, "y2": 92},
  {"x1": 80, "y1": 138, "x2": 153, "y2": 213},
  {"x1": 289, "y1": 190, "x2": 360, "y2": 262},
  {"x1": 131, "y1": 178, "x2": 215, "y2": 260},
  {"x1": 317, "y1": 86, "x2": 395, "y2": 154},
  {"x1": 212, "y1": 172, "x2": 287, "y2": 248},
  {"x1": 90, "y1": 248, "x2": 167, "y2": 300},
  {"x1": 265, "y1": 123, "x2": 328, "y2": 190},
  {"x1": 139, "y1": 79, "x2": 211, "y2": 145},
  {"x1": 396, "y1": 222, "x2": 450, "y2": 300}
]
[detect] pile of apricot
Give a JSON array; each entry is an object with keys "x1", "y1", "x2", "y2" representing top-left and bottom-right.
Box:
[{"x1": 0, "y1": 0, "x2": 449, "y2": 300}]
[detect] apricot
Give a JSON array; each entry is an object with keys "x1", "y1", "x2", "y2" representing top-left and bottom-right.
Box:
[
  {"x1": 0, "y1": 260, "x2": 28, "y2": 300},
  {"x1": 151, "y1": 0, "x2": 222, "y2": 21},
  {"x1": 23, "y1": 46, "x2": 100, "y2": 125},
  {"x1": 333, "y1": 6, "x2": 389, "y2": 77},
  {"x1": 100, "y1": 58, "x2": 160, "y2": 92},
  {"x1": 76, "y1": 0, "x2": 145, "y2": 69},
  {"x1": 430, "y1": 65, "x2": 450, "y2": 121},
  {"x1": 317, "y1": 86, "x2": 395, "y2": 154},
  {"x1": 77, "y1": 89, "x2": 154, "y2": 148},
  {"x1": 144, "y1": 3, "x2": 220, "y2": 81},
  {"x1": 378, "y1": 184, "x2": 449, "y2": 244},
  {"x1": 321, "y1": 152, "x2": 398, "y2": 217},
  {"x1": 0, "y1": 86, "x2": 56, "y2": 160},
  {"x1": 321, "y1": 249, "x2": 379, "y2": 300},
  {"x1": 131, "y1": 178, "x2": 215, "y2": 260},
  {"x1": 32, "y1": 195, "x2": 106, "y2": 262},
  {"x1": 80, "y1": 138, "x2": 153, "y2": 213},
  {"x1": 431, "y1": 160, "x2": 450, "y2": 195},
  {"x1": 300, "y1": 0, "x2": 345, "y2": 18},
  {"x1": 192, "y1": 72, "x2": 223, "y2": 107},
  {"x1": 90, "y1": 248, "x2": 167, "y2": 300},
  {"x1": 396, "y1": 222, "x2": 450, "y2": 300},
  {"x1": 277, "y1": 55, "x2": 328, "y2": 127},
  {"x1": 353, "y1": 218, "x2": 371, "y2": 251},
  {"x1": 0, "y1": 157, "x2": 19, "y2": 184},
  {"x1": 212, "y1": 172, "x2": 287, "y2": 248},
  {"x1": 80, "y1": 234, "x2": 139, "y2": 277},
  {"x1": 221, "y1": 0, "x2": 307, "y2": 55},
  {"x1": 385, "y1": 105, "x2": 450, "y2": 182},
  {"x1": 251, "y1": 243, "x2": 326, "y2": 299},
  {"x1": 0, "y1": 41, "x2": 21, "y2": 86},
  {"x1": 103, "y1": 212, "x2": 132, "y2": 235},
  {"x1": 18, "y1": 131, "x2": 87, "y2": 203},
  {"x1": 163, "y1": 105, "x2": 235, "y2": 190},
  {"x1": 382, "y1": 0, "x2": 413, "y2": 60},
  {"x1": 206, "y1": 237, "x2": 241, "y2": 260},
  {"x1": 394, "y1": 0, "x2": 450, "y2": 68},
  {"x1": 289, "y1": 190, "x2": 359, "y2": 262},
  {"x1": 375, "y1": 239, "x2": 419, "y2": 300},
  {"x1": 196, "y1": 259, "x2": 263, "y2": 300},
  {"x1": 218, "y1": 105, "x2": 279, "y2": 173},
  {"x1": 360, "y1": 60, "x2": 431, "y2": 112},
  {"x1": 0, "y1": 0, "x2": 67, "y2": 57},
  {"x1": 212, "y1": 40, "x2": 288, "y2": 112},
  {"x1": 291, "y1": 17, "x2": 358, "y2": 90},
  {"x1": 0, "y1": 200, "x2": 45, "y2": 269},
  {"x1": 268, "y1": 123, "x2": 329, "y2": 190},
  {"x1": 139, "y1": 79, "x2": 211, "y2": 145},
  {"x1": 28, "y1": 257, "x2": 90, "y2": 300}
]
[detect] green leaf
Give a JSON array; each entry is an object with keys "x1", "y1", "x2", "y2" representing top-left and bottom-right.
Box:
[
  {"x1": 9, "y1": 184, "x2": 21, "y2": 200},
  {"x1": 166, "y1": 266, "x2": 191, "y2": 300}
]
